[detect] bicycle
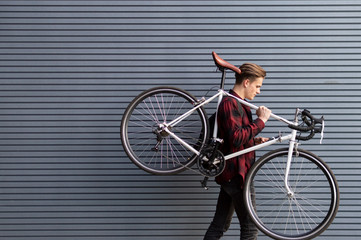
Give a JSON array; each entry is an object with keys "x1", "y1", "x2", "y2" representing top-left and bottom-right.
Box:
[{"x1": 120, "y1": 52, "x2": 340, "y2": 240}]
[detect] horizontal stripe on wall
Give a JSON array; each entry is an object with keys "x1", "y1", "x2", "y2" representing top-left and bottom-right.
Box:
[{"x1": 1, "y1": 0, "x2": 361, "y2": 239}]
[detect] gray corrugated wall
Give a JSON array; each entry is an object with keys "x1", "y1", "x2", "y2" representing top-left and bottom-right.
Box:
[{"x1": 0, "y1": 0, "x2": 360, "y2": 239}]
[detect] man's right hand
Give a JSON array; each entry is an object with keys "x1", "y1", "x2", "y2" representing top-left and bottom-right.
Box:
[{"x1": 256, "y1": 106, "x2": 271, "y2": 123}]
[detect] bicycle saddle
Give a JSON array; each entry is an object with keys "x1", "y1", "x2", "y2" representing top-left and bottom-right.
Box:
[{"x1": 212, "y1": 51, "x2": 242, "y2": 75}]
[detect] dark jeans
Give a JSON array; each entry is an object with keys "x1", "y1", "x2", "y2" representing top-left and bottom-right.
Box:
[{"x1": 204, "y1": 177, "x2": 258, "y2": 240}]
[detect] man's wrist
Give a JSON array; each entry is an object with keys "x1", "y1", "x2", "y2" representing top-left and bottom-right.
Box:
[
  {"x1": 255, "y1": 118, "x2": 266, "y2": 129},
  {"x1": 259, "y1": 117, "x2": 268, "y2": 124}
]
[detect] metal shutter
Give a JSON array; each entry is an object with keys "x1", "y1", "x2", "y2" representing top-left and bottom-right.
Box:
[{"x1": 0, "y1": 1, "x2": 360, "y2": 239}]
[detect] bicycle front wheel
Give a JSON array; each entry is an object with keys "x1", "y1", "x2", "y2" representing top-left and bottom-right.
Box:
[
  {"x1": 244, "y1": 148, "x2": 339, "y2": 240},
  {"x1": 121, "y1": 87, "x2": 209, "y2": 175}
]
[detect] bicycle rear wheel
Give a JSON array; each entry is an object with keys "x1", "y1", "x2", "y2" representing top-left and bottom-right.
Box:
[
  {"x1": 121, "y1": 86, "x2": 209, "y2": 175},
  {"x1": 244, "y1": 148, "x2": 339, "y2": 240}
]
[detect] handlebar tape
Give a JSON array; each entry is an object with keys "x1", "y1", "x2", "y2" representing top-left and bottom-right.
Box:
[{"x1": 288, "y1": 109, "x2": 324, "y2": 141}]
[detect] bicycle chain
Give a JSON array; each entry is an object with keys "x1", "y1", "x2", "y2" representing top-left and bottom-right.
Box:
[{"x1": 158, "y1": 151, "x2": 209, "y2": 177}]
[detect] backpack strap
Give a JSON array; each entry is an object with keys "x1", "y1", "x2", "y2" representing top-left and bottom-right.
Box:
[
  {"x1": 209, "y1": 96, "x2": 244, "y2": 138},
  {"x1": 235, "y1": 98, "x2": 244, "y2": 118},
  {"x1": 222, "y1": 96, "x2": 244, "y2": 118}
]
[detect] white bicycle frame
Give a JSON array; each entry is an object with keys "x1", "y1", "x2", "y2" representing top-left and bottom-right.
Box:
[{"x1": 163, "y1": 89, "x2": 301, "y2": 196}]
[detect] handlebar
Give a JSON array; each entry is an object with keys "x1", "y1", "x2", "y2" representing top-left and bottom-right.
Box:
[{"x1": 288, "y1": 109, "x2": 325, "y2": 141}]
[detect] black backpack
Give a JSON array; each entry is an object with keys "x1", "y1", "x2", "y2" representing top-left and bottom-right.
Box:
[{"x1": 208, "y1": 96, "x2": 244, "y2": 140}]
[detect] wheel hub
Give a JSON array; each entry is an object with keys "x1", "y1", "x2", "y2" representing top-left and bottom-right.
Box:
[{"x1": 151, "y1": 124, "x2": 171, "y2": 151}]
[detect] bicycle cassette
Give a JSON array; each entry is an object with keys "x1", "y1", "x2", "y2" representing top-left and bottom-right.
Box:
[{"x1": 197, "y1": 149, "x2": 225, "y2": 177}]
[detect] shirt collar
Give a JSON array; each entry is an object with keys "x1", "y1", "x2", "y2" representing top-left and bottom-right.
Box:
[
  {"x1": 229, "y1": 89, "x2": 251, "y2": 114},
  {"x1": 229, "y1": 89, "x2": 245, "y2": 101}
]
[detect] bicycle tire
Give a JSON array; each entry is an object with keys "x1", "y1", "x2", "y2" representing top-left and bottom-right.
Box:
[
  {"x1": 121, "y1": 86, "x2": 209, "y2": 175},
  {"x1": 244, "y1": 148, "x2": 339, "y2": 240}
]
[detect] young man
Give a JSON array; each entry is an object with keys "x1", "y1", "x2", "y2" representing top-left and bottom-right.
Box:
[{"x1": 204, "y1": 63, "x2": 271, "y2": 240}]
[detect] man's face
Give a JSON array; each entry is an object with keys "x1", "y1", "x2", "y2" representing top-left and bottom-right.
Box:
[{"x1": 245, "y1": 77, "x2": 264, "y2": 100}]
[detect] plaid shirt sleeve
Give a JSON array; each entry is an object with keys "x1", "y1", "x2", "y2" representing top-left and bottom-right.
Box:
[{"x1": 215, "y1": 92, "x2": 265, "y2": 186}]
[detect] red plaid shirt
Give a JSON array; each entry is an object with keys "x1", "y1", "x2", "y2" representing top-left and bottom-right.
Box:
[{"x1": 215, "y1": 90, "x2": 265, "y2": 187}]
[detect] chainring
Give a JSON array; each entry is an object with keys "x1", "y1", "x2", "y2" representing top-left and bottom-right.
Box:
[{"x1": 197, "y1": 148, "x2": 225, "y2": 177}]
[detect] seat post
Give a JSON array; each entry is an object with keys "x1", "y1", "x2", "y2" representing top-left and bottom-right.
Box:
[{"x1": 220, "y1": 69, "x2": 226, "y2": 90}]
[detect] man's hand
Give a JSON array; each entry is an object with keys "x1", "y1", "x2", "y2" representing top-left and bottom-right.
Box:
[
  {"x1": 255, "y1": 137, "x2": 269, "y2": 145},
  {"x1": 256, "y1": 106, "x2": 271, "y2": 123}
]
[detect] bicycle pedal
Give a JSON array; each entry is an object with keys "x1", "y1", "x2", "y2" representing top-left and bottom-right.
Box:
[{"x1": 200, "y1": 177, "x2": 209, "y2": 190}]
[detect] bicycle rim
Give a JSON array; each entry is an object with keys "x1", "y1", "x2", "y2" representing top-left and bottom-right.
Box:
[
  {"x1": 121, "y1": 87, "x2": 208, "y2": 175},
  {"x1": 244, "y1": 148, "x2": 339, "y2": 240}
]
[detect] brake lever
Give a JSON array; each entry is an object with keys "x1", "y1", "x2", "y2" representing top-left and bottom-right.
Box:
[
  {"x1": 314, "y1": 116, "x2": 325, "y2": 144},
  {"x1": 320, "y1": 118, "x2": 325, "y2": 144}
]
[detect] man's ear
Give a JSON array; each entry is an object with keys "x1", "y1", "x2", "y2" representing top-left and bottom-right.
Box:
[{"x1": 243, "y1": 79, "x2": 250, "y2": 88}]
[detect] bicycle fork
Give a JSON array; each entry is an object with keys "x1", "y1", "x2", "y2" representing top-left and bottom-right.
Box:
[{"x1": 284, "y1": 108, "x2": 300, "y2": 198}]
